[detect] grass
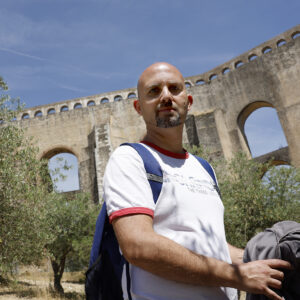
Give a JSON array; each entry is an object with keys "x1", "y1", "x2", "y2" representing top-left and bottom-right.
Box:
[
  {"x1": 0, "y1": 265, "x2": 247, "y2": 299},
  {"x1": 0, "y1": 265, "x2": 85, "y2": 300},
  {"x1": 0, "y1": 283, "x2": 85, "y2": 300}
]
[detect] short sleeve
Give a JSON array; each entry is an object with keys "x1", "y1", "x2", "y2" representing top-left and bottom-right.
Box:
[{"x1": 103, "y1": 145, "x2": 155, "y2": 223}]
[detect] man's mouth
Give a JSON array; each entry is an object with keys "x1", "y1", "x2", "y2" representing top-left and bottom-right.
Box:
[
  {"x1": 157, "y1": 105, "x2": 176, "y2": 113},
  {"x1": 158, "y1": 107, "x2": 174, "y2": 112}
]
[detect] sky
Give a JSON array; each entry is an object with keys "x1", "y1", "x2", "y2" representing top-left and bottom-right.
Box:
[{"x1": 1, "y1": 0, "x2": 297, "y2": 191}]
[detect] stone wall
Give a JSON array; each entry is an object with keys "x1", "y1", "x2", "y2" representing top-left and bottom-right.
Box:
[{"x1": 12, "y1": 25, "x2": 300, "y2": 202}]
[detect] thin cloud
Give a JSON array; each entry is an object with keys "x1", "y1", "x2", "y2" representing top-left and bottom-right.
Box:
[
  {"x1": 0, "y1": 47, "x2": 126, "y2": 80},
  {"x1": 0, "y1": 47, "x2": 46, "y2": 61},
  {"x1": 58, "y1": 84, "x2": 88, "y2": 93}
]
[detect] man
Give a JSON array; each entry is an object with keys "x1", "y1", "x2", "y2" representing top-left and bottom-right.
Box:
[{"x1": 103, "y1": 62, "x2": 291, "y2": 300}]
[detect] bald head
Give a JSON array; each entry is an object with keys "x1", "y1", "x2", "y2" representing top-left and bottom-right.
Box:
[
  {"x1": 133, "y1": 61, "x2": 193, "y2": 130},
  {"x1": 137, "y1": 62, "x2": 185, "y2": 98}
]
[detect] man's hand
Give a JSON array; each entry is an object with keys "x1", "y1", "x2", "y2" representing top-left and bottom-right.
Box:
[{"x1": 233, "y1": 259, "x2": 292, "y2": 300}]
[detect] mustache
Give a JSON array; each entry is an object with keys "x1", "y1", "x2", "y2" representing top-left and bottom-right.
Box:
[{"x1": 156, "y1": 101, "x2": 176, "y2": 111}]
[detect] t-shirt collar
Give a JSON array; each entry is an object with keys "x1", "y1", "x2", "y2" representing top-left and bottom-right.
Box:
[{"x1": 141, "y1": 141, "x2": 189, "y2": 159}]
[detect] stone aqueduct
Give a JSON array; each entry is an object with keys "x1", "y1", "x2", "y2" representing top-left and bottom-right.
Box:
[{"x1": 17, "y1": 25, "x2": 300, "y2": 202}]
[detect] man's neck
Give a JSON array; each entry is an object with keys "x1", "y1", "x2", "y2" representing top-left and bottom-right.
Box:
[{"x1": 143, "y1": 125, "x2": 184, "y2": 154}]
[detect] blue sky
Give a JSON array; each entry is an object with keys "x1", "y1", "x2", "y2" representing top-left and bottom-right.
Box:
[{"x1": 1, "y1": 0, "x2": 297, "y2": 191}]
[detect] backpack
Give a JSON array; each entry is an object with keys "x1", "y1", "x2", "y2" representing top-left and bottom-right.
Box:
[
  {"x1": 243, "y1": 221, "x2": 300, "y2": 300},
  {"x1": 85, "y1": 143, "x2": 219, "y2": 300}
]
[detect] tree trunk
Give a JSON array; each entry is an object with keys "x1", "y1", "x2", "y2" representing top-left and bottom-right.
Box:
[
  {"x1": 54, "y1": 272, "x2": 64, "y2": 294},
  {"x1": 51, "y1": 256, "x2": 66, "y2": 294},
  {"x1": 0, "y1": 274, "x2": 9, "y2": 285}
]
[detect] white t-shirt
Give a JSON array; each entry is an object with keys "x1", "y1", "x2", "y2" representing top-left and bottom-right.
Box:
[{"x1": 103, "y1": 142, "x2": 237, "y2": 300}]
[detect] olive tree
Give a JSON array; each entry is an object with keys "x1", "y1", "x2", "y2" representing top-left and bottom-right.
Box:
[
  {"x1": 0, "y1": 77, "x2": 99, "y2": 293},
  {"x1": 45, "y1": 192, "x2": 98, "y2": 293},
  {"x1": 0, "y1": 77, "x2": 51, "y2": 280}
]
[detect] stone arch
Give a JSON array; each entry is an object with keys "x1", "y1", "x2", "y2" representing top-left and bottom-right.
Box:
[
  {"x1": 235, "y1": 61, "x2": 244, "y2": 69},
  {"x1": 248, "y1": 54, "x2": 258, "y2": 61},
  {"x1": 42, "y1": 147, "x2": 80, "y2": 193},
  {"x1": 74, "y1": 103, "x2": 82, "y2": 109},
  {"x1": 40, "y1": 145, "x2": 79, "y2": 160},
  {"x1": 237, "y1": 101, "x2": 274, "y2": 155},
  {"x1": 254, "y1": 148, "x2": 291, "y2": 167},
  {"x1": 127, "y1": 92, "x2": 137, "y2": 99},
  {"x1": 222, "y1": 68, "x2": 230, "y2": 74},
  {"x1": 291, "y1": 31, "x2": 300, "y2": 40},
  {"x1": 34, "y1": 110, "x2": 43, "y2": 117},
  {"x1": 262, "y1": 46, "x2": 272, "y2": 54},
  {"x1": 238, "y1": 101, "x2": 289, "y2": 159},
  {"x1": 101, "y1": 97, "x2": 109, "y2": 104},
  {"x1": 47, "y1": 108, "x2": 56, "y2": 115},
  {"x1": 196, "y1": 79, "x2": 205, "y2": 85},
  {"x1": 238, "y1": 101, "x2": 274, "y2": 133},
  {"x1": 87, "y1": 100, "x2": 95, "y2": 106},
  {"x1": 38, "y1": 145, "x2": 82, "y2": 192},
  {"x1": 277, "y1": 39, "x2": 286, "y2": 47},
  {"x1": 209, "y1": 74, "x2": 217, "y2": 81},
  {"x1": 269, "y1": 160, "x2": 290, "y2": 167},
  {"x1": 22, "y1": 113, "x2": 30, "y2": 120},
  {"x1": 185, "y1": 82, "x2": 192, "y2": 88},
  {"x1": 60, "y1": 105, "x2": 69, "y2": 112},
  {"x1": 260, "y1": 162, "x2": 292, "y2": 181},
  {"x1": 114, "y1": 95, "x2": 123, "y2": 102}
]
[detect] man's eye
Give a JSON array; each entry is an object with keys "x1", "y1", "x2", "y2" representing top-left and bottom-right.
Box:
[
  {"x1": 149, "y1": 87, "x2": 159, "y2": 94},
  {"x1": 169, "y1": 85, "x2": 180, "y2": 92}
]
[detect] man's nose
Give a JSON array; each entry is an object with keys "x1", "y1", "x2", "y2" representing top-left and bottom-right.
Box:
[{"x1": 160, "y1": 87, "x2": 173, "y2": 103}]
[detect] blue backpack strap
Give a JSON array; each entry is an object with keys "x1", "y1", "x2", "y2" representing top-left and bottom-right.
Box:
[
  {"x1": 86, "y1": 200, "x2": 125, "y2": 299},
  {"x1": 192, "y1": 155, "x2": 221, "y2": 197},
  {"x1": 121, "y1": 142, "x2": 163, "y2": 204}
]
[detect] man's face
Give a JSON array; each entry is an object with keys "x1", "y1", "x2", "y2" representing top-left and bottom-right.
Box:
[{"x1": 135, "y1": 63, "x2": 192, "y2": 129}]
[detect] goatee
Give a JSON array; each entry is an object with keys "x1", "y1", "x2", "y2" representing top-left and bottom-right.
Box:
[{"x1": 156, "y1": 114, "x2": 181, "y2": 128}]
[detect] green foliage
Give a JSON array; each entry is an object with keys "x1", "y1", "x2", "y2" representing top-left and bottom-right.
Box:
[
  {"x1": 45, "y1": 192, "x2": 99, "y2": 292},
  {"x1": 0, "y1": 77, "x2": 52, "y2": 276},
  {"x1": 0, "y1": 76, "x2": 22, "y2": 122},
  {"x1": 262, "y1": 166, "x2": 300, "y2": 224},
  {"x1": 185, "y1": 144, "x2": 213, "y2": 163},
  {"x1": 220, "y1": 153, "x2": 270, "y2": 247},
  {"x1": 188, "y1": 146, "x2": 300, "y2": 248},
  {"x1": 221, "y1": 155, "x2": 299, "y2": 248}
]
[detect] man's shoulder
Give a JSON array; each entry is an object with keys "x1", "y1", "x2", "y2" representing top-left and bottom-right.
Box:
[
  {"x1": 106, "y1": 143, "x2": 146, "y2": 171},
  {"x1": 104, "y1": 143, "x2": 148, "y2": 182},
  {"x1": 111, "y1": 143, "x2": 143, "y2": 159}
]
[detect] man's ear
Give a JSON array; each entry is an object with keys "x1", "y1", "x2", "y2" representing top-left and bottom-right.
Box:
[
  {"x1": 187, "y1": 95, "x2": 193, "y2": 111},
  {"x1": 133, "y1": 99, "x2": 142, "y2": 115}
]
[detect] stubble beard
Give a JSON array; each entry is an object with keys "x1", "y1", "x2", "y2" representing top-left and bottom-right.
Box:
[{"x1": 155, "y1": 113, "x2": 181, "y2": 128}]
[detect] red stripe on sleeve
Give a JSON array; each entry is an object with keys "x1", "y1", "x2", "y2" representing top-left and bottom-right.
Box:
[{"x1": 109, "y1": 207, "x2": 154, "y2": 223}]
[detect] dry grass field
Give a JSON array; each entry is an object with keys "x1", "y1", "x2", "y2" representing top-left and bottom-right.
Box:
[
  {"x1": 0, "y1": 265, "x2": 85, "y2": 300},
  {"x1": 0, "y1": 265, "x2": 247, "y2": 300}
]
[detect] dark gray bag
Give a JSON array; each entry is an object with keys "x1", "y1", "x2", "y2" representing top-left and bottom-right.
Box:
[{"x1": 243, "y1": 221, "x2": 300, "y2": 300}]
